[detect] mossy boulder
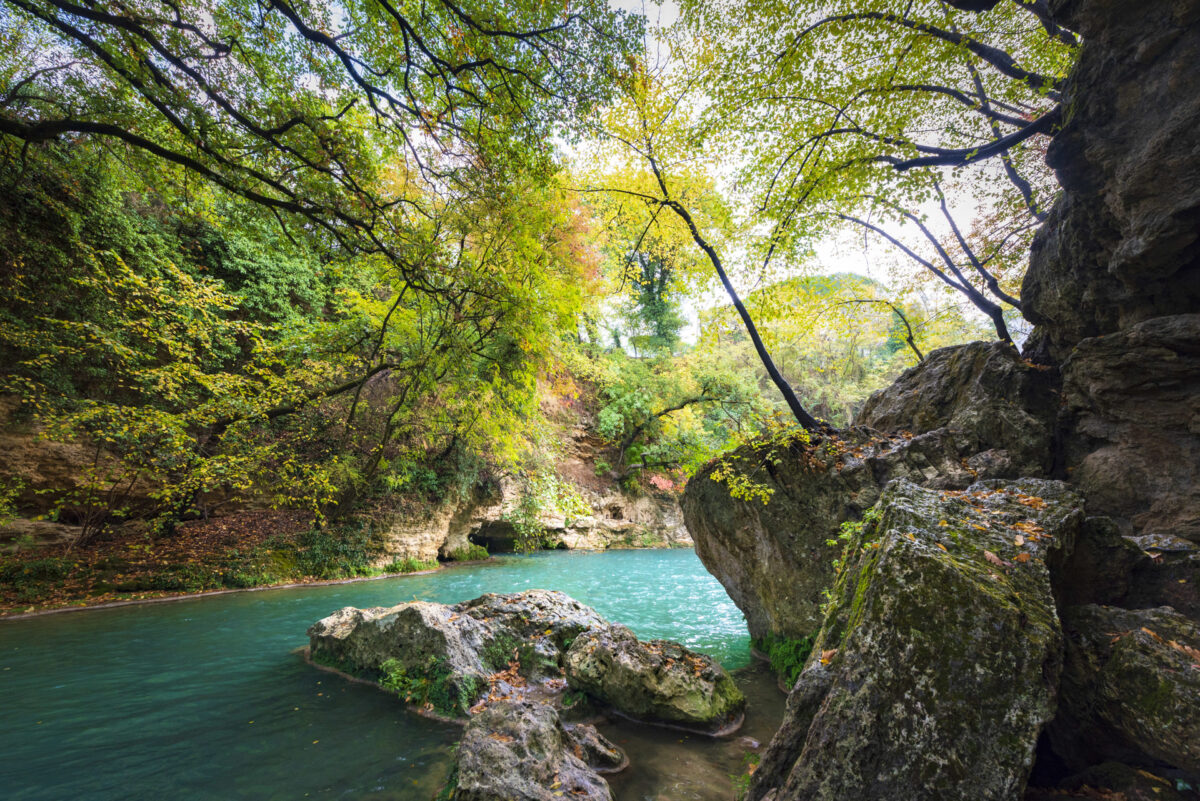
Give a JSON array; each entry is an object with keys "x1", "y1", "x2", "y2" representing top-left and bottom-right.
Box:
[
  {"x1": 1051, "y1": 604, "x2": 1200, "y2": 774},
  {"x1": 307, "y1": 590, "x2": 610, "y2": 715},
  {"x1": 449, "y1": 699, "x2": 619, "y2": 801},
  {"x1": 746, "y1": 478, "x2": 1081, "y2": 801},
  {"x1": 564, "y1": 623, "x2": 745, "y2": 734}
]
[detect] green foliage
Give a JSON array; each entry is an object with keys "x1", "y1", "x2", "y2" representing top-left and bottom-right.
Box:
[
  {"x1": 732, "y1": 752, "x2": 762, "y2": 801},
  {"x1": 380, "y1": 657, "x2": 482, "y2": 718},
  {"x1": 709, "y1": 426, "x2": 813, "y2": 505},
  {"x1": 822, "y1": 506, "x2": 883, "y2": 613},
  {"x1": 381, "y1": 557, "x2": 438, "y2": 574},
  {"x1": 0, "y1": 476, "x2": 22, "y2": 526},
  {"x1": 504, "y1": 470, "x2": 591, "y2": 552},
  {"x1": 752, "y1": 633, "x2": 816, "y2": 688},
  {"x1": 0, "y1": 556, "x2": 71, "y2": 586},
  {"x1": 265, "y1": 524, "x2": 383, "y2": 580},
  {"x1": 445, "y1": 544, "x2": 489, "y2": 562}
]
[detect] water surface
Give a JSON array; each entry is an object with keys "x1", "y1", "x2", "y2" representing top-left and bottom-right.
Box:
[{"x1": 1, "y1": 549, "x2": 773, "y2": 800}]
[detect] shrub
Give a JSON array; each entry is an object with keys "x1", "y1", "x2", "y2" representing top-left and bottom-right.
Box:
[
  {"x1": 753, "y1": 633, "x2": 815, "y2": 687},
  {"x1": 445, "y1": 544, "x2": 488, "y2": 562},
  {"x1": 382, "y1": 557, "x2": 437, "y2": 574}
]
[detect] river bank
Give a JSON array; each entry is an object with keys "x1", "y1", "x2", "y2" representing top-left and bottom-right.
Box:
[{"x1": 0, "y1": 508, "x2": 692, "y2": 617}]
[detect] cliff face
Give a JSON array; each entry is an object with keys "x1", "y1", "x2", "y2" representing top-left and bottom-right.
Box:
[{"x1": 1023, "y1": 0, "x2": 1200, "y2": 548}]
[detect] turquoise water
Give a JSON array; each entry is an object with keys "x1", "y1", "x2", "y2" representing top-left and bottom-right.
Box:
[{"x1": 0, "y1": 549, "x2": 754, "y2": 800}]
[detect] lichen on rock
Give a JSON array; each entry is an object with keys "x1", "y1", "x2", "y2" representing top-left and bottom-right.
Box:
[
  {"x1": 449, "y1": 699, "x2": 617, "y2": 801},
  {"x1": 564, "y1": 623, "x2": 745, "y2": 734},
  {"x1": 746, "y1": 478, "x2": 1081, "y2": 801}
]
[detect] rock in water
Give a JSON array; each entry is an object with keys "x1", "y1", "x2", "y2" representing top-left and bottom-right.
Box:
[
  {"x1": 449, "y1": 699, "x2": 616, "y2": 801},
  {"x1": 564, "y1": 624, "x2": 745, "y2": 733},
  {"x1": 1052, "y1": 604, "x2": 1200, "y2": 774},
  {"x1": 307, "y1": 590, "x2": 609, "y2": 716},
  {"x1": 747, "y1": 478, "x2": 1081, "y2": 801}
]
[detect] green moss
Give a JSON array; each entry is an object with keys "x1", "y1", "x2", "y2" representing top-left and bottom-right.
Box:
[
  {"x1": 380, "y1": 656, "x2": 481, "y2": 717},
  {"x1": 482, "y1": 634, "x2": 541, "y2": 675}
]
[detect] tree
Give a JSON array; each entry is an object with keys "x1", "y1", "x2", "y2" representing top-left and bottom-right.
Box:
[
  {"x1": 680, "y1": 0, "x2": 1075, "y2": 342},
  {"x1": 580, "y1": 53, "x2": 826, "y2": 431}
]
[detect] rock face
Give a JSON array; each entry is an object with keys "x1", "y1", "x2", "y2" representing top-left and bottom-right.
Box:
[
  {"x1": 682, "y1": 341, "x2": 1059, "y2": 642},
  {"x1": 745, "y1": 479, "x2": 1081, "y2": 801},
  {"x1": 857, "y1": 340, "x2": 1059, "y2": 479},
  {"x1": 1051, "y1": 604, "x2": 1200, "y2": 774},
  {"x1": 564, "y1": 624, "x2": 745, "y2": 733},
  {"x1": 1060, "y1": 314, "x2": 1200, "y2": 544},
  {"x1": 1022, "y1": 2, "x2": 1200, "y2": 359},
  {"x1": 450, "y1": 700, "x2": 618, "y2": 801}
]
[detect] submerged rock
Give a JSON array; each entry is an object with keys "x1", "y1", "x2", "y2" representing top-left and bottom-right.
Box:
[
  {"x1": 565, "y1": 624, "x2": 745, "y2": 733},
  {"x1": 1051, "y1": 604, "x2": 1200, "y2": 774},
  {"x1": 747, "y1": 478, "x2": 1080, "y2": 801},
  {"x1": 449, "y1": 699, "x2": 617, "y2": 801}
]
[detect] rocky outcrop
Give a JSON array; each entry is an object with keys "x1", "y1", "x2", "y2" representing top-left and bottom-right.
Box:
[
  {"x1": 745, "y1": 478, "x2": 1081, "y2": 801},
  {"x1": 1059, "y1": 314, "x2": 1200, "y2": 544},
  {"x1": 310, "y1": 589, "x2": 748, "y2": 798},
  {"x1": 564, "y1": 624, "x2": 745, "y2": 734},
  {"x1": 682, "y1": 340, "x2": 1060, "y2": 642},
  {"x1": 1051, "y1": 604, "x2": 1200, "y2": 774},
  {"x1": 308, "y1": 589, "x2": 609, "y2": 718},
  {"x1": 857, "y1": 340, "x2": 1059, "y2": 479},
  {"x1": 1022, "y1": 2, "x2": 1200, "y2": 360},
  {"x1": 449, "y1": 700, "x2": 618, "y2": 801}
]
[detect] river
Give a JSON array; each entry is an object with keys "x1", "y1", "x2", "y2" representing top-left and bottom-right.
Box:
[{"x1": 0, "y1": 549, "x2": 784, "y2": 800}]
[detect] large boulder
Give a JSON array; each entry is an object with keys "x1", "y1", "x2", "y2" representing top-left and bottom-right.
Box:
[
  {"x1": 746, "y1": 478, "x2": 1081, "y2": 801},
  {"x1": 307, "y1": 590, "x2": 610, "y2": 716},
  {"x1": 565, "y1": 624, "x2": 746, "y2": 734},
  {"x1": 1050, "y1": 604, "x2": 1200, "y2": 774},
  {"x1": 856, "y1": 340, "x2": 1059, "y2": 478},
  {"x1": 682, "y1": 341, "x2": 1060, "y2": 643},
  {"x1": 308, "y1": 601, "x2": 493, "y2": 678},
  {"x1": 448, "y1": 700, "x2": 619, "y2": 801}
]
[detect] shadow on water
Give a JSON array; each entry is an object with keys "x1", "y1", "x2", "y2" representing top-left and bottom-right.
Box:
[{"x1": 0, "y1": 549, "x2": 780, "y2": 800}]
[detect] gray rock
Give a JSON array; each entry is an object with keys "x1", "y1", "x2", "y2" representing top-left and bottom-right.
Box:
[
  {"x1": 1126, "y1": 534, "x2": 1200, "y2": 620},
  {"x1": 449, "y1": 699, "x2": 617, "y2": 801},
  {"x1": 307, "y1": 590, "x2": 611, "y2": 716},
  {"x1": 1061, "y1": 314, "x2": 1200, "y2": 544},
  {"x1": 1051, "y1": 604, "x2": 1200, "y2": 774},
  {"x1": 565, "y1": 624, "x2": 746, "y2": 733},
  {"x1": 746, "y1": 478, "x2": 1081, "y2": 801},
  {"x1": 857, "y1": 340, "x2": 1059, "y2": 478},
  {"x1": 1023, "y1": 2, "x2": 1200, "y2": 359},
  {"x1": 682, "y1": 341, "x2": 1059, "y2": 643}
]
